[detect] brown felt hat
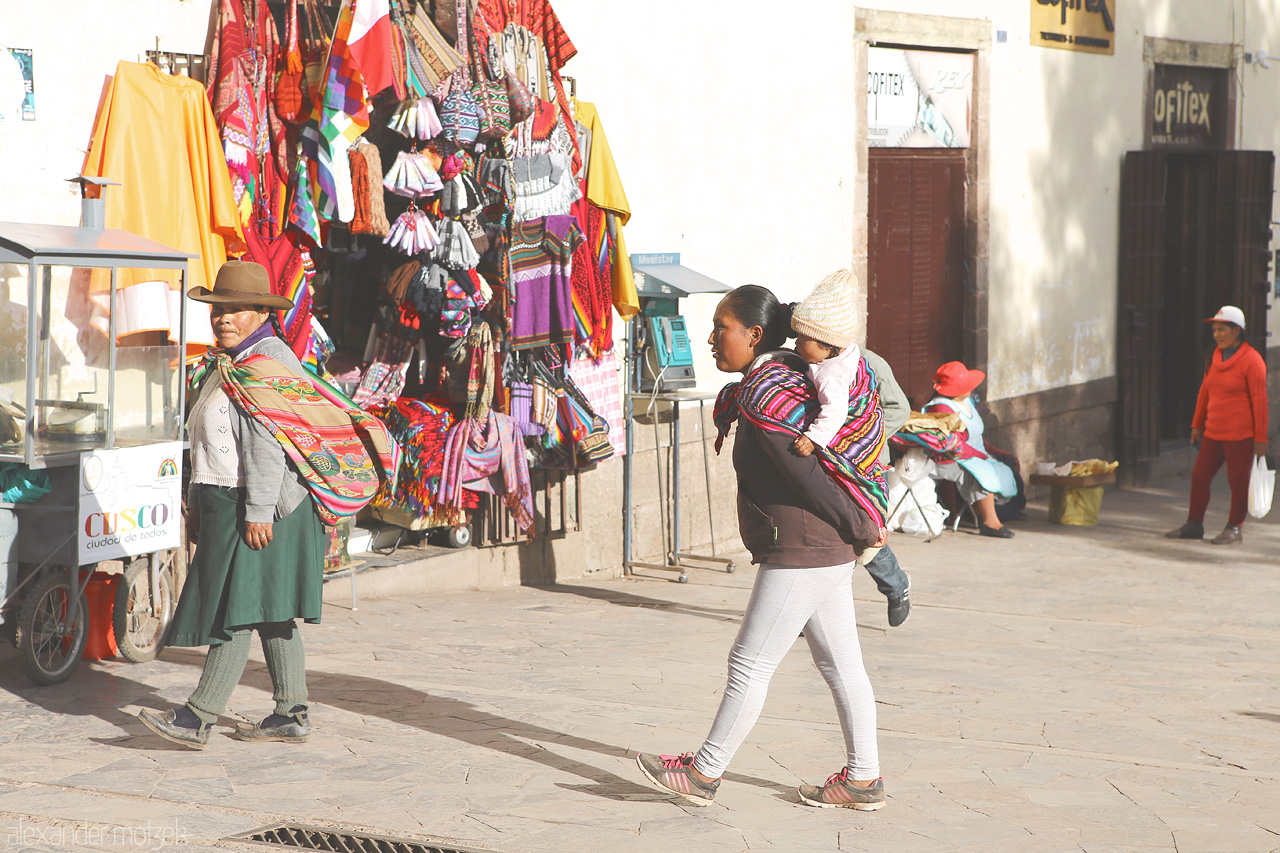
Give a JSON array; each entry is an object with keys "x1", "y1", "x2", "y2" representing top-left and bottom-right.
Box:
[{"x1": 187, "y1": 260, "x2": 294, "y2": 310}]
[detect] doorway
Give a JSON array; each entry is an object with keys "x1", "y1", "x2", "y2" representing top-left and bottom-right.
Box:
[
  {"x1": 866, "y1": 148, "x2": 968, "y2": 408},
  {"x1": 1116, "y1": 150, "x2": 1274, "y2": 477},
  {"x1": 1160, "y1": 154, "x2": 1215, "y2": 441}
]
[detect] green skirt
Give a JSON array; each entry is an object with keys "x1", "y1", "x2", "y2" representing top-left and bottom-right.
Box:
[{"x1": 168, "y1": 486, "x2": 325, "y2": 647}]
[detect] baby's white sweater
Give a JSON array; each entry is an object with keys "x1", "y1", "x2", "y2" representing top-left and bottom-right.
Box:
[{"x1": 805, "y1": 344, "x2": 861, "y2": 448}]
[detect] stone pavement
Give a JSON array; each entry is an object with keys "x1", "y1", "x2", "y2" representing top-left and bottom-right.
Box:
[{"x1": 1, "y1": 481, "x2": 1279, "y2": 853}]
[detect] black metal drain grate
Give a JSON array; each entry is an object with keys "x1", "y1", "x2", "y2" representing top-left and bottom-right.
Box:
[{"x1": 229, "y1": 824, "x2": 495, "y2": 853}]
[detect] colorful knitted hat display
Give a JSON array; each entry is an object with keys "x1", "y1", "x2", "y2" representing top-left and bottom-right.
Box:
[{"x1": 791, "y1": 269, "x2": 857, "y2": 349}]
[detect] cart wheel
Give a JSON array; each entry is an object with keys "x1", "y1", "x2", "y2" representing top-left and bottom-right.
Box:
[
  {"x1": 726, "y1": 563, "x2": 736, "y2": 574},
  {"x1": 113, "y1": 555, "x2": 175, "y2": 663},
  {"x1": 14, "y1": 571, "x2": 88, "y2": 685},
  {"x1": 677, "y1": 574, "x2": 688, "y2": 584},
  {"x1": 446, "y1": 526, "x2": 471, "y2": 549}
]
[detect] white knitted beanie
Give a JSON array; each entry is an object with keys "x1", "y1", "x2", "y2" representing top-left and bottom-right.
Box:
[{"x1": 791, "y1": 269, "x2": 857, "y2": 349}]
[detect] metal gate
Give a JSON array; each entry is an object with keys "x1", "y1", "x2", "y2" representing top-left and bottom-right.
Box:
[
  {"x1": 867, "y1": 149, "x2": 968, "y2": 408},
  {"x1": 1116, "y1": 151, "x2": 1168, "y2": 475},
  {"x1": 1210, "y1": 151, "x2": 1275, "y2": 358},
  {"x1": 1116, "y1": 150, "x2": 1274, "y2": 480}
]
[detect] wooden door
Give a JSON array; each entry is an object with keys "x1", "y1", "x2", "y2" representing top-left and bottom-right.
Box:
[
  {"x1": 866, "y1": 149, "x2": 968, "y2": 408},
  {"x1": 1116, "y1": 151, "x2": 1168, "y2": 473},
  {"x1": 1210, "y1": 151, "x2": 1275, "y2": 357}
]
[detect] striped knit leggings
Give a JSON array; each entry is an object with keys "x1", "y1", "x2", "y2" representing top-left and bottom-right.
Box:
[
  {"x1": 186, "y1": 621, "x2": 308, "y2": 726},
  {"x1": 692, "y1": 562, "x2": 880, "y2": 780}
]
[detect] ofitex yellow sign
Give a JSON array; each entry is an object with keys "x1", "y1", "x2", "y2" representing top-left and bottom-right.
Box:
[{"x1": 1031, "y1": 0, "x2": 1116, "y2": 56}]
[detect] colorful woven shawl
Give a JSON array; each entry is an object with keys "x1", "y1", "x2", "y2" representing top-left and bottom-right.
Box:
[
  {"x1": 570, "y1": 201, "x2": 614, "y2": 358},
  {"x1": 190, "y1": 351, "x2": 400, "y2": 525},
  {"x1": 369, "y1": 398, "x2": 478, "y2": 520},
  {"x1": 206, "y1": 0, "x2": 287, "y2": 211},
  {"x1": 437, "y1": 411, "x2": 534, "y2": 534},
  {"x1": 713, "y1": 354, "x2": 889, "y2": 527}
]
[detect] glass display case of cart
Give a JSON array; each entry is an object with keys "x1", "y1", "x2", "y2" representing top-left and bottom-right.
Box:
[{"x1": 0, "y1": 184, "x2": 193, "y2": 469}]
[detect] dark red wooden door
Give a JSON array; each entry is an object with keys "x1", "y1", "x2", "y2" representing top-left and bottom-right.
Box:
[{"x1": 867, "y1": 149, "x2": 968, "y2": 408}]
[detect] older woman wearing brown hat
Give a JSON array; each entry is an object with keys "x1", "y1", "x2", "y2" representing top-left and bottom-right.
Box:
[{"x1": 139, "y1": 260, "x2": 323, "y2": 749}]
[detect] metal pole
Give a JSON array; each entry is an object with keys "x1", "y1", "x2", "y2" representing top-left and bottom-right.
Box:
[
  {"x1": 652, "y1": 409, "x2": 667, "y2": 562},
  {"x1": 699, "y1": 399, "x2": 718, "y2": 556},
  {"x1": 38, "y1": 266, "x2": 51, "y2": 402},
  {"x1": 24, "y1": 261, "x2": 36, "y2": 467},
  {"x1": 672, "y1": 399, "x2": 681, "y2": 562},
  {"x1": 107, "y1": 266, "x2": 116, "y2": 448},
  {"x1": 622, "y1": 322, "x2": 634, "y2": 570},
  {"x1": 178, "y1": 266, "x2": 187, "y2": 438}
]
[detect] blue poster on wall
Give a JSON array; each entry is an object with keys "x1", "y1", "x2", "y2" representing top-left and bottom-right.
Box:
[{"x1": 0, "y1": 47, "x2": 34, "y2": 121}]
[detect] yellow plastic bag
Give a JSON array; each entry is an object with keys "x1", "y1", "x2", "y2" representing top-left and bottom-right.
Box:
[{"x1": 1049, "y1": 485, "x2": 1104, "y2": 526}]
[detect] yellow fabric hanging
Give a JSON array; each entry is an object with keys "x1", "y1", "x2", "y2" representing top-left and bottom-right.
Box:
[
  {"x1": 576, "y1": 100, "x2": 638, "y2": 319},
  {"x1": 575, "y1": 100, "x2": 630, "y2": 224},
  {"x1": 611, "y1": 224, "x2": 638, "y2": 320},
  {"x1": 82, "y1": 62, "x2": 244, "y2": 309}
]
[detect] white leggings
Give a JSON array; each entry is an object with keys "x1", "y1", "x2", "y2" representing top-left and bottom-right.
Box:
[{"x1": 692, "y1": 561, "x2": 879, "y2": 780}]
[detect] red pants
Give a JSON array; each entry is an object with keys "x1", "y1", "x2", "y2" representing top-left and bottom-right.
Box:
[{"x1": 1188, "y1": 436, "x2": 1255, "y2": 527}]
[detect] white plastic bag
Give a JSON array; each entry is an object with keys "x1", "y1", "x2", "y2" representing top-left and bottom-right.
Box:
[{"x1": 1248, "y1": 456, "x2": 1274, "y2": 519}]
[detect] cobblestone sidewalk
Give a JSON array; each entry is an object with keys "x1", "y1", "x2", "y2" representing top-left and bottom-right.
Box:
[{"x1": 1, "y1": 484, "x2": 1278, "y2": 852}]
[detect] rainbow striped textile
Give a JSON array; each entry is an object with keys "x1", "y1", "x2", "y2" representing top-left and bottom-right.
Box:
[
  {"x1": 191, "y1": 351, "x2": 400, "y2": 525},
  {"x1": 316, "y1": 0, "x2": 372, "y2": 222},
  {"x1": 713, "y1": 353, "x2": 889, "y2": 527}
]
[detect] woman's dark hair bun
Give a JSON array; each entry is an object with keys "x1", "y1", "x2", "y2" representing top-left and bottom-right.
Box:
[
  {"x1": 721, "y1": 284, "x2": 795, "y2": 351},
  {"x1": 782, "y1": 302, "x2": 798, "y2": 340}
]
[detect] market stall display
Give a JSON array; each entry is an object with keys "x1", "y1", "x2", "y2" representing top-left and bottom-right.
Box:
[{"x1": 237, "y1": 0, "x2": 635, "y2": 542}]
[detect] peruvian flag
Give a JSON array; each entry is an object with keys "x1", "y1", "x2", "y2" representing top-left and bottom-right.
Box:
[{"x1": 347, "y1": 0, "x2": 396, "y2": 97}]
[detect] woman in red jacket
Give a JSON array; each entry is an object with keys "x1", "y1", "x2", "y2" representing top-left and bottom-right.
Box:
[{"x1": 1166, "y1": 306, "x2": 1269, "y2": 545}]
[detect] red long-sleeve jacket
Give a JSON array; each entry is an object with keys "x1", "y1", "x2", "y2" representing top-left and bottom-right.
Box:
[{"x1": 1192, "y1": 341, "x2": 1269, "y2": 442}]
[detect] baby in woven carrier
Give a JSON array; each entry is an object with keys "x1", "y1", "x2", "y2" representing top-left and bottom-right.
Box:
[{"x1": 790, "y1": 270, "x2": 860, "y2": 459}]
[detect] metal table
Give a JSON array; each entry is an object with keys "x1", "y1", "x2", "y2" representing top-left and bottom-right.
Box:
[{"x1": 623, "y1": 389, "x2": 734, "y2": 583}]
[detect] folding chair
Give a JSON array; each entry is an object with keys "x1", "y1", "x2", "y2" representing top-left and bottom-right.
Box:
[{"x1": 886, "y1": 482, "x2": 942, "y2": 542}]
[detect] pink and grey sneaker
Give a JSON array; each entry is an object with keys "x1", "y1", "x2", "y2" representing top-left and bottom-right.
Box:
[
  {"x1": 636, "y1": 752, "x2": 720, "y2": 806},
  {"x1": 797, "y1": 767, "x2": 885, "y2": 810}
]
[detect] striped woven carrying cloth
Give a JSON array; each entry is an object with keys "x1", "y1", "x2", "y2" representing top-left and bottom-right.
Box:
[
  {"x1": 713, "y1": 353, "x2": 889, "y2": 527},
  {"x1": 191, "y1": 351, "x2": 401, "y2": 525}
]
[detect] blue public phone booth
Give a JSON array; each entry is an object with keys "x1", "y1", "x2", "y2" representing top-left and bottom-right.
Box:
[{"x1": 629, "y1": 253, "x2": 727, "y2": 393}]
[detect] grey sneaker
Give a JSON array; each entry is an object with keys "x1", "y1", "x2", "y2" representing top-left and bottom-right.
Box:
[
  {"x1": 798, "y1": 768, "x2": 885, "y2": 810},
  {"x1": 887, "y1": 575, "x2": 911, "y2": 628},
  {"x1": 1165, "y1": 520, "x2": 1204, "y2": 539},
  {"x1": 234, "y1": 705, "x2": 311, "y2": 743},
  {"x1": 636, "y1": 752, "x2": 719, "y2": 806},
  {"x1": 138, "y1": 708, "x2": 209, "y2": 750},
  {"x1": 1210, "y1": 525, "x2": 1243, "y2": 545}
]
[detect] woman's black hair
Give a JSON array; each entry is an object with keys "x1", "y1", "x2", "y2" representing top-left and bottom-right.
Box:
[
  {"x1": 720, "y1": 285, "x2": 796, "y2": 352},
  {"x1": 268, "y1": 310, "x2": 287, "y2": 340}
]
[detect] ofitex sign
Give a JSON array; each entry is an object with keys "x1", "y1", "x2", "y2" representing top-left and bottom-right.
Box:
[
  {"x1": 1149, "y1": 65, "x2": 1228, "y2": 149},
  {"x1": 1031, "y1": 0, "x2": 1116, "y2": 56}
]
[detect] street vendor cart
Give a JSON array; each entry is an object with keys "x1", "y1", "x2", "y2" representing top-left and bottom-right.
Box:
[{"x1": 0, "y1": 197, "x2": 191, "y2": 684}]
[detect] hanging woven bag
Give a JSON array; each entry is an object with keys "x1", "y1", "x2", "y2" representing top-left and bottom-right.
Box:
[{"x1": 275, "y1": 0, "x2": 306, "y2": 122}]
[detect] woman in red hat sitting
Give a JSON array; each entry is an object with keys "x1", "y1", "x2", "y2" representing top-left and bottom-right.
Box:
[{"x1": 924, "y1": 362, "x2": 1018, "y2": 538}]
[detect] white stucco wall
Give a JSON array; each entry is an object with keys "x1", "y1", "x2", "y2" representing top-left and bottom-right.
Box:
[
  {"x1": 561, "y1": 0, "x2": 1280, "y2": 401},
  {"x1": 0, "y1": 0, "x2": 213, "y2": 227},
  {"x1": 555, "y1": 0, "x2": 862, "y2": 392}
]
